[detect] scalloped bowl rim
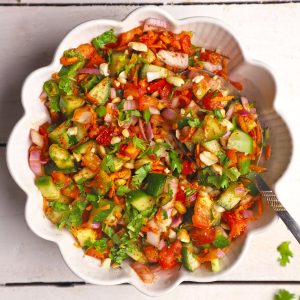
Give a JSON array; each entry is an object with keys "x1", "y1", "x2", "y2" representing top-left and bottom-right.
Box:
[{"x1": 6, "y1": 6, "x2": 280, "y2": 297}]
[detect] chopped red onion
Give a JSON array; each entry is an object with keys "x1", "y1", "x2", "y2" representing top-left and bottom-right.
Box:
[
  {"x1": 171, "y1": 214, "x2": 183, "y2": 228},
  {"x1": 222, "y1": 131, "x2": 231, "y2": 139},
  {"x1": 39, "y1": 91, "x2": 47, "y2": 101},
  {"x1": 241, "y1": 96, "x2": 251, "y2": 112},
  {"x1": 188, "y1": 192, "x2": 197, "y2": 202},
  {"x1": 123, "y1": 100, "x2": 137, "y2": 111},
  {"x1": 235, "y1": 187, "x2": 245, "y2": 194},
  {"x1": 147, "y1": 231, "x2": 160, "y2": 248},
  {"x1": 30, "y1": 129, "x2": 44, "y2": 148},
  {"x1": 91, "y1": 222, "x2": 101, "y2": 229},
  {"x1": 157, "y1": 50, "x2": 188, "y2": 70},
  {"x1": 237, "y1": 109, "x2": 250, "y2": 116},
  {"x1": 131, "y1": 262, "x2": 155, "y2": 284},
  {"x1": 188, "y1": 70, "x2": 200, "y2": 79},
  {"x1": 78, "y1": 68, "x2": 99, "y2": 75},
  {"x1": 29, "y1": 148, "x2": 43, "y2": 176},
  {"x1": 203, "y1": 61, "x2": 222, "y2": 72},
  {"x1": 161, "y1": 108, "x2": 177, "y2": 120},
  {"x1": 104, "y1": 113, "x2": 112, "y2": 123},
  {"x1": 217, "y1": 249, "x2": 225, "y2": 258},
  {"x1": 143, "y1": 18, "x2": 167, "y2": 32},
  {"x1": 242, "y1": 210, "x2": 253, "y2": 219},
  {"x1": 145, "y1": 122, "x2": 154, "y2": 140},
  {"x1": 149, "y1": 106, "x2": 160, "y2": 115},
  {"x1": 138, "y1": 118, "x2": 148, "y2": 141},
  {"x1": 225, "y1": 103, "x2": 235, "y2": 120},
  {"x1": 158, "y1": 239, "x2": 166, "y2": 250},
  {"x1": 110, "y1": 88, "x2": 116, "y2": 99},
  {"x1": 170, "y1": 97, "x2": 179, "y2": 108}
]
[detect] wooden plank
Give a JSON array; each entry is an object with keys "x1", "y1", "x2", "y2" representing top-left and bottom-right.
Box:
[
  {"x1": 2, "y1": 284, "x2": 300, "y2": 300},
  {"x1": 1, "y1": 3, "x2": 300, "y2": 284},
  {"x1": 1, "y1": 142, "x2": 300, "y2": 282}
]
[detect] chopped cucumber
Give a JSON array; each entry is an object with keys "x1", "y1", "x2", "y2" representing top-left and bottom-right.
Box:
[
  {"x1": 238, "y1": 158, "x2": 251, "y2": 175},
  {"x1": 48, "y1": 121, "x2": 74, "y2": 149},
  {"x1": 126, "y1": 190, "x2": 154, "y2": 212},
  {"x1": 109, "y1": 52, "x2": 129, "y2": 75},
  {"x1": 192, "y1": 115, "x2": 226, "y2": 143},
  {"x1": 35, "y1": 176, "x2": 60, "y2": 200},
  {"x1": 60, "y1": 96, "x2": 85, "y2": 117},
  {"x1": 73, "y1": 167, "x2": 96, "y2": 184},
  {"x1": 192, "y1": 79, "x2": 210, "y2": 100},
  {"x1": 80, "y1": 74, "x2": 100, "y2": 93},
  {"x1": 49, "y1": 144, "x2": 75, "y2": 170},
  {"x1": 217, "y1": 182, "x2": 248, "y2": 210},
  {"x1": 126, "y1": 243, "x2": 147, "y2": 263},
  {"x1": 144, "y1": 173, "x2": 167, "y2": 197},
  {"x1": 227, "y1": 129, "x2": 253, "y2": 154},
  {"x1": 139, "y1": 64, "x2": 174, "y2": 79},
  {"x1": 202, "y1": 140, "x2": 222, "y2": 155},
  {"x1": 211, "y1": 258, "x2": 221, "y2": 272},
  {"x1": 213, "y1": 227, "x2": 229, "y2": 249},
  {"x1": 141, "y1": 49, "x2": 156, "y2": 64},
  {"x1": 87, "y1": 77, "x2": 111, "y2": 106},
  {"x1": 182, "y1": 243, "x2": 200, "y2": 272},
  {"x1": 45, "y1": 208, "x2": 65, "y2": 224},
  {"x1": 58, "y1": 60, "x2": 85, "y2": 78},
  {"x1": 73, "y1": 140, "x2": 96, "y2": 155}
]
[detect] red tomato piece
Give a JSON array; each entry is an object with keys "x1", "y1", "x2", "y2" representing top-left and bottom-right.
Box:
[
  {"x1": 158, "y1": 240, "x2": 182, "y2": 270},
  {"x1": 181, "y1": 160, "x2": 195, "y2": 176},
  {"x1": 202, "y1": 91, "x2": 224, "y2": 110},
  {"x1": 96, "y1": 126, "x2": 115, "y2": 146},
  {"x1": 175, "y1": 187, "x2": 186, "y2": 202},
  {"x1": 189, "y1": 228, "x2": 216, "y2": 246},
  {"x1": 192, "y1": 193, "x2": 213, "y2": 229},
  {"x1": 143, "y1": 245, "x2": 159, "y2": 263}
]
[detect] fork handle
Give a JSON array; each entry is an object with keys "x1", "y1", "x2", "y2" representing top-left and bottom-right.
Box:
[{"x1": 261, "y1": 191, "x2": 300, "y2": 244}]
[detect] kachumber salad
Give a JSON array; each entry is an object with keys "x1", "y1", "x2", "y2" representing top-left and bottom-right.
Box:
[{"x1": 29, "y1": 18, "x2": 270, "y2": 283}]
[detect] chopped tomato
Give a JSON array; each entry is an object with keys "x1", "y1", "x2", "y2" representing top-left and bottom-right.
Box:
[
  {"x1": 85, "y1": 51, "x2": 105, "y2": 68},
  {"x1": 180, "y1": 34, "x2": 192, "y2": 55},
  {"x1": 96, "y1": 126, "x2": 115, "y2": 146},
  {"x1": 61, "y1": 183, "x2": 80, "y2": 199},
  {"x1": 85, "y1": 247, "x2": 106, "y2": 260},
  {"x1": 118, "y1": 143, "x2": 140, "y2": 159},
  {"x1": 137, "y1": 95, "x2": 158, "y2": 111},
  {"x1": 76, "y1": 43, "x2": 95, "y2": 59},
  {"x1": 190, "y1": 228, "x2": 216, "y2": 246},
  {"x1": 51, "y1": 171, "x2": 72, "y2": 188},
  {"x1": 143, "y1": 245, "x2": 159, "y2": 263},
  {"x1": 175, "y1": 187, "x2": 186, "y2": 202},
  {"x1": 222, "y1": 211, "x2": 247, "y2": 239},
  {"x1": 226, "y1": 149, "x2": 237, "y2": 167},
  {"x1": 192, "y1": 192, "x2": 213, "y2": 229},
  {"x1": 182, "y1": 160, "x2": 195, "y2": 176},
  {"x1": 202, "y1": 91, "x2": 225, "y2": 110},
  {"x1": 177, "y1": 90, "x2": 192, "y2": 108},
  {"x1": 158, "y1": 240, "x2": 182, "y2": 269}
]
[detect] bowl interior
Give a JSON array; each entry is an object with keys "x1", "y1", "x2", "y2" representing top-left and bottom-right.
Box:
[{"x1": 7, "y1": 6, "x2": 291, "y2": 297}]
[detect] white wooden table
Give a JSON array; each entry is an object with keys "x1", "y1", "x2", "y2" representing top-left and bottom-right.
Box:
[{"x1": 1, "y1": 1, "x2": 300, "y2": 299}]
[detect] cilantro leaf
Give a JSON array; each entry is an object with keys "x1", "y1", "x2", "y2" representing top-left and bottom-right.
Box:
[
  {"x1": 109, "y1": 233, "x2": 132, "y2": 265},
  {"x1": 92, "y1": 29, "x2": 117, "y2": 49},
  {"x1": 212, "y1": 108, "x2": 224, "y2": 121},
  {"x1": 274, "y1": 289, "x2": 295, "y2": 300},
  {"x1": 185, "y1": 187, "x2": 196, "y2": 197},
  {"x1": 49, "y1": 201, "x2": 69, "y2": 212},
  {"x1": 169, "y1": 150, "x2": 182, "y2": 175},
  {"x1": 59, "y1": 76, "x2": 73, "y2": 95},
  {"x1": 133, "y1": 136, "x2": 146, "y2": 151},
  {"x1": 223, "y1": 167, "x2": 241, "y2": 181},
  {"x1": 132, "y1": 163, "x2": 151, "y2": 188},
  {"x1": 143, "y1": 109, "x2": 151, "y2": 124},
  {"x1": 116, "y1": 185, "x2": 131, "y2": 196},
  {"x1": 217, "y1": 150, "x2": 230, "y2": 167},
  {"x1": 188, "y1": 117, "x2": 201, "y2": 128},
  {"x1": 93, "y1": 201, "x2": 115, "y2": 222},
  {"x1": 277, "y1": 241, "x2": 293, "y2": 266},
  {"x1": 101, "y1": 154, "x2": 115, "y2": 173},
  {"x1": 84, "y1": 238, "x2": 108, "y2": 252},
  {"x1": 127, "y1": 210, "x2": 145, "y2": 238}
]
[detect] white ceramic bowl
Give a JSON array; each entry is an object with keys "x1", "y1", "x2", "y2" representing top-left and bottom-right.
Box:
[{"x1": 7, "y1": 6, "x2": 291, "y2": 297}]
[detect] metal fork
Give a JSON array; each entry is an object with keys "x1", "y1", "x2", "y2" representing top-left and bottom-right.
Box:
[{"x1": 175, "y1": 69, "x2": 300, "y2": 243}]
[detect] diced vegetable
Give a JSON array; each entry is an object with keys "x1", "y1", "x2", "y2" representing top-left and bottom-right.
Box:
[
  {"x1": 35, "y1": 176, "x2": 61, "y2": 200},
  {"x1": 126, "y1": 243, "x2": 147, "y2": 263},
  {"x1": 73, "y1": 167, "x2": 96, "y2": 184},
  {"x1": 80, "y1": 74, "x2": 100, "y2": 92},
  {"x1": 227, "y1": 129, "x2": 253, "y2": 154},
  {"x1": 217, "y1": 182, "x2": 248, "y2": 210},
  {"x1": 73, "y1": 140, "x2": 96, "y2": 155},
  {"x1": 109, "y1": 52, "x2": 129, "y2": 75},
  {"x1": 211, "y1": 258, "x2": 221, "y2": 272},
  {"x1": 126, "y1": 190, "x2": 154, "y2": 212},
  {"x1": 139, "y1": 64, "x2": 174, "y2": 80},
  {"x1": 60, "y1": 96, "x2": 85, "y2": 117},
  {"x1": 49, "y1": 144, "x2": 75, "y2": 170},
  {"x1": 48, "y1": 121, "x2": 74, "y2": 149},
  {"x1": 202, "y1": 140, "x2": 222, "y2": 155},
  {"x1": 144, "y1": 173, "x2": 167, "y2": 197},
  {"x1": 87, "y1": 77, "x2": 111, "y2": 106},
  {"x1": 182, "y1": 243, "x2": 200, "y2": 272}
]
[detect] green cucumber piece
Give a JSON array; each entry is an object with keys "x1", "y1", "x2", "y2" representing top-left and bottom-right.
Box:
[
  {"x1": 109, "y1": 52, "x2": 129, "y2": 75},
  {"x1": 80, "y1": 74, "x2": 100, "y2": 93},
  {"x1": 48, "y1": 121, "x2": 74, "y2": 149},
  {"x1": 202, "y1": 140, "x2": 222, "y2": 155},
  {"x1": 139, "y1": 64, "x2": 174, "y2": 79},
  {"x1": 144, "y1": 173, "x2": 167, "y2": 197},
  {"x1": 58, "y1": 60, "x2": 85, "y2": 78},
  {"x1": 192, "y1": 115, "x2": 226, "y2": 143},
  {"x1": 211, "y1": 258, "x2": 221, "y2": 272},
  {"x1": 213, "y1": 227, "x2": 229, "y2": 249},
  {"x1": 87, "y1": 77, "x2": 111, "y2": 106},
  {"x1": 126, "y1": 244, "x2": 147, "y2": 263},
  {"x1": 227, "y1": 129, "x2": 253, "y2": 154},
  {"x1": 35, "y1": 176, "x2": 60, "y2": 200},
  {"x1": 141, "y1": 49, "x2": 156, "y2": 64},
  {"x1": 238, "y1": 158, "x2": 251, "y2": 175},
  {"x1": 217, "y1": 182, "x2": 248, "y2": 210},
  {"x1": 182, "y1": 243, "x2": 200, "y2": 272},
  {"x1": 60, "y1": 96, "x2": 85, "y2": 117},
  {"x1": 49, "y1": 144, "x2": 75, "y2": 170},
  {"x1": 73, "y1": 167, "x2": 96, "y2": 184},
  {"x1": 126, "y1": 190, "x2": 154, "y2": 212},
  {"x1": 73, "y1": 140, "x2": 96, "y2": 155}
]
